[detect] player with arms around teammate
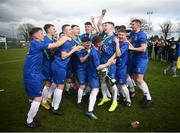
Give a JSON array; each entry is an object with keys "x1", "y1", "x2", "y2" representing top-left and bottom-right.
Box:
[
  {"x1": 41, "y1": 24, "x2": 57, "y2": 110},
  {"x1": 24, "y1": 27, "x2": 69, "y2": 128},
  {"x1": 98, "y1": 21, "x2": 118, "y2": 112},
  {"x1": 86, "y1": 36, "x2": 116, "y2": 119},
  {"x1": 51, "y1": 24, "x2": 84, "y2": 115},
  {"x1": 129, "y1": 19, "x2": 152, "y2": 106},
  {"x1": 65, "y1": 24, "x2": 82, "y2": 94},
  {"x1": 114, "y1": 28, "x2": 132, "y2": 107},
  {"x1": 76, "y1": 36, "x2": 91, "y2": 105}
]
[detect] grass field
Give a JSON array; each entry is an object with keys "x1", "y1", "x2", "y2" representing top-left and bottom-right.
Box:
[{"x1": 0, "y1": 48, "x2": 180, "y2": 132}]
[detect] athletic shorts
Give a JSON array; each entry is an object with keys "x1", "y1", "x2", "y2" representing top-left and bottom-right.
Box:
[
  {"x1": 116, "y1": 66, "x2": 127, "y2": 85},
  {"x1": 24, "y1": 79, "x2": 43, "y2": 98},
  {"x1": 52, "y1": 65, "x2": 66, "y2": 84},
  {"x1": 131, "y1": 58, "x2": 148, "y2": 74},
  {"x1": 77, "y1": 69, "x2": 87, "y2": 85}
]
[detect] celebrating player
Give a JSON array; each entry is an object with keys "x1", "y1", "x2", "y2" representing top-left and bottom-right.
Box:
[
  {"x1": 24, "y1": 27, "x2": 70, "y2": 128},
  {"x1": 129, "y1": 19, "x2": 152, "y2": 106}
]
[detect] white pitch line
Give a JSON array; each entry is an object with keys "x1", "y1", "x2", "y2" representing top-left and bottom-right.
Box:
[{"x1": 0, "y1": 59, "x2": 23, "y2": 64}]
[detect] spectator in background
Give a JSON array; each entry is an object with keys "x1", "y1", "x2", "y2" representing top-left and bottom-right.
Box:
[
  {"x1": 164, "y1": 41, "x2": 178, "y2": 77},
  {"x1": 148, "y1": 38, "x2": 153, "y2": 59}
]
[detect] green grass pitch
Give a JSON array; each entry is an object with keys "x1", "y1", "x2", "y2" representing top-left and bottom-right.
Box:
[{"x1": 0, "y1": 48, "x2": 180, "y2": 131}]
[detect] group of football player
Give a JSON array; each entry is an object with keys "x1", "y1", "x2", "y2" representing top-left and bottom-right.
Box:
[{"x1": 23, "y1": 9, "x2": 152, "y2": 128}]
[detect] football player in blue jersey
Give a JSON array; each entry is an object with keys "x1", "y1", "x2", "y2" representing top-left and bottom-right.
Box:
[
  {"x1": 97, "y1": 21, "x2": 119, "y2": 112},
  {"x1": 24, "y1": 27, "x2": 70, "y2": 128},
  {"x1": 65, "y1": 25, "x2": 82, "y2": 95},
  {"x1": 41, "y1": 24, "x2": 57, "y2": 110},
  {"x1": 51, "y1": 24, "x2": 84, "y2": 115},
  {"x1": 114, "y1": 28, "x2": 132, "y2": 107},
  {"x1": 129, "y1": 19, "x2": 152, "y2": 106},
  {"x1": 80, "y1": 22, "x2": 96, "y2": 42},
  {"x1": 86, "y1": 36, "x2": 116, "y2": 119},
  {"x1": 76, "y1": 36, "x2": 91, "y2": 105}
]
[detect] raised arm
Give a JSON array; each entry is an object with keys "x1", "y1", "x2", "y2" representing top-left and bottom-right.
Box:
[
  {"x1": 114, "y1": 37, "x2": 121, "y2": 57},
  {"x1": 91, "y1": 16, "x2": 99, "y2": 33},
  {"x1": 97, "y1": 9, "x2": 106, "y2": 33}
]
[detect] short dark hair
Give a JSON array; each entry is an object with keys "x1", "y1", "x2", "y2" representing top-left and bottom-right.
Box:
[
  {"x1": 29, "y1": 27, "x2": 42, "y2": 37},
  {"x1": 92, "y1": 36, "x2": 103, "y2": 45},
  {"x1": 119, "y1": 25, "x2": 126, "y2": 30},
  {"x1": 131, "y1": 19, "x2": 142, "y2": 25},
  {"x1": 104, "y1": 21, "x2": 115, "y2": 27},
  {"x1": 115, "y1": 26, "x2": 120, "y2": 30},
  {"x1": 62, "y1": 24, "x2": 71, "y2": 31},
  {"x1": 71, "y1": 25, "x2": 79, "y2": 29},
  {"x1": 43, "y1": 24, "x2": 54, "y2": 33},
  {"x1": 81, "y1": 36, "x2": 90, "y2": 42},
  {"x1": 118, "y1": 28, "x2": 126, "y2": 33},
  {"x1": 84, "y1": 22, "x2": 92, "y2": 26}
]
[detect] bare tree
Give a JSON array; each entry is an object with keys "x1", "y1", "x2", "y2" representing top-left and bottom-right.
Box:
[
  {"x1": 159, "y1": 20, "x2": 173, "y2": 40},
  {"x1": 17, "y1": 23, "x2": 35, "y2": 43}
]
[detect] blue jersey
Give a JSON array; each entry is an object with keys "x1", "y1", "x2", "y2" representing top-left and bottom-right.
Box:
[
  {"x1": 23, "y1": 39, "x2": 49, "y2": 98},
  {"x1": 130, "y1": 30, "x2": 149, "y2": 74},
  {"x1": 53, "y1": 40, "x2": 75, "y2": 69},
  {"x1": 87, "y1": 47, "x2": 101, "y2": 88},
  {"x1": 24, "y1": 39, "x2": 49, "y2": 80},
  {"x1": 101, "y1": 33, "x2": 116, "y2": 63},
  {"x1": 43, "y1": 36, "x2": 55, "y2": 60},
  {"x1": 76, "y1": 49, "x2": 89, "y2": 85},
  {"x1": 80, "y1": 33, "x2": 96, "y2": 42},
  {"x1": 130, "y1": 30, "x2": 148, "y2": 59},
  {"x1": 116, "y1": 41, "x2": 129, "y2": 84},
  {"x1": 66, "y1": 38, "x2": 80, "y2": 78},
  {"x1": 76, "y1": 49, "x2": 88, "y2": 70},
  {"x1": 42, "y1": 36, "x2": 55, "y2": 81},
  {"x1": 116, "y1": 41, "x2": 129, "y2": 68},
  {"x1": 98, "y1": 31, "x2": 106, "y2": 38}
]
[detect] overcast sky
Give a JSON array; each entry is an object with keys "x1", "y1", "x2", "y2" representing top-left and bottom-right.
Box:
[{"x1": 0, "y1": 0, "x2": 180, "y2": 37}]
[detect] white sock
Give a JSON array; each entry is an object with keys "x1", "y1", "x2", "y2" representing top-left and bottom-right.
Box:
[
  {"x1": 132, "y1": 79, "x2": 136, "y2": 86},
  {"x1": 53, "y1": 88, "x2": 63, "y2": 110},
  {"x1": 27, "y1": 101, "x2": 40, "y2": 123},
  {"x1": 106, "y1": 87, "x2": 112, "y2": 98},
  {"x1": 138, "y1": 82, "x2": 151, "y2": 100},
  {"x1": 127, "y1": 76, "x2": 135, "y2": 91},
  {"x1": 42, "y1": 86, "x2": 49, "y2": 103},
  {"x1": 88, "y1": 90, "x2": 98, "y2": 112},
  {"x1": 77, "y1": 88, "x2": 84, "y2": 104},
  {"x1": 101, "y1": 83, "x2": 108, "y2": 99},
  {"x1": 112, "y1": 85, "x2": 118, "y2": 103},
  {"x1": 48, "y1": 83, "x2": 56, "y2": 98},
  {"x1": 119, "y1": 86, "x2": 125, "y2": 97},
  {"x1": 52, "y1": 88, "x2": 57, "y2": 107},
  {"x1": 117, "y1": 87, "x2": 120, "y2": 96},
  {"x1": 83, "y1": 86, "x2": 91, "y2": 96},
  {"x1": 121, "y1": 85, "x2": 131, "y2": 103}
]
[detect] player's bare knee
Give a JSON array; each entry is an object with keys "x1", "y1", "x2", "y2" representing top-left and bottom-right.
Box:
[{"x1": 34, "y1": 96, "x2": 42, "y2": 102}]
